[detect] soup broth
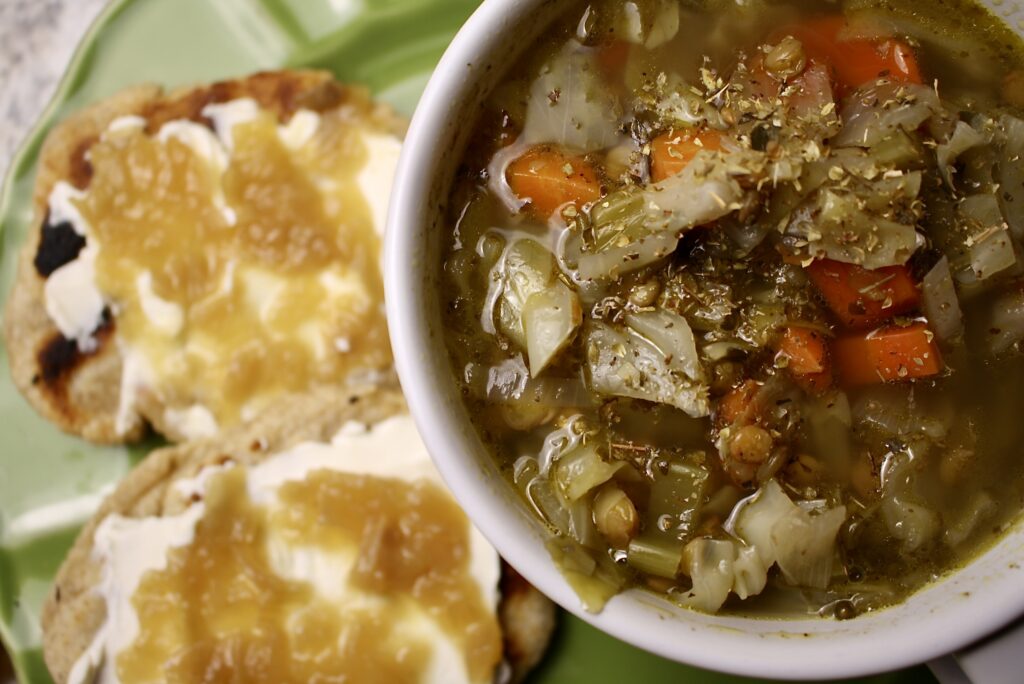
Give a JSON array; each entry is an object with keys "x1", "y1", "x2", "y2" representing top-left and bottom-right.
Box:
[{"x1": 440, "y1": 0, "x2": 1024, "y2": 617}]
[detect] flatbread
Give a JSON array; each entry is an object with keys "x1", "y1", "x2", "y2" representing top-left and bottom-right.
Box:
[
  {"x1": 3, "y1": 71, "x2": 406, "y2": 444},
  {"x1": 41, "y1": 385, "x2": 555, "y2": 684}
]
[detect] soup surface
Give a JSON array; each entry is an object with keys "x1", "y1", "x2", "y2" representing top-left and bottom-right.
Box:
[{"x1": 440, "y1": 0, "x2": 1024, "y2": 617}]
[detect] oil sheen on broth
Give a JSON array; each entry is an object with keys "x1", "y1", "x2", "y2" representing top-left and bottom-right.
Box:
[{"x1": 440, "y1": 0, "x2": 1024, "y2": 617}]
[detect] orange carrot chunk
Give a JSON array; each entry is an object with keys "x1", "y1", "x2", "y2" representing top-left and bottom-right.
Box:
[
  {"x1": 833, "y1": 322, "x2": 942, "y2": 386},
  {"x1": 506, "y1": 146, "x2": 601, "y2": 218},
  {"x1": 650, "y1": 129, "x2": 724, "y2": 182},
  {"x1": 777, "y1": 326, "x2": 833, "y2": 394},
  {"x1": 717, "y1": 379, "x2": 762, "y2": 427},
  {"x1": 777, "y1": 15, "x2": 923, "y2": 93},
  {"x1": 806, "y1": 259, "x2": 920, "y2": 330}
]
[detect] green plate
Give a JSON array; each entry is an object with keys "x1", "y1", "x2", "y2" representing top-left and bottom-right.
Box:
[{"x1": 0, "y1": 1, "x2": 938, "y2": 682}]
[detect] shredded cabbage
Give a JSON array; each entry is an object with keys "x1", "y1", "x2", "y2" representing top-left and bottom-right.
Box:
[
  {"x1": 522, "y1": 281, "x2": 582, "y2": 376},
  {"x1": 834, "y1": 82, "x2": 940, "y2": 148},
  {"x1": 937, "y1": 121, "x2": 985, "y2": 188},
  {"x1": 922, "y1": 256, "x2": 964, "y2": 343},
  {"x1": 522, "y1": 41, "x2": 623, "y2": 152},
  {"x1": 585, "y1": 311, "x2": 710, "y2": 417}
]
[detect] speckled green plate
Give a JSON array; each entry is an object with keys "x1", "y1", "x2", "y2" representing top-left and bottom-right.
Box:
[{"x1": 0, "y1": 1, "x2": 939, "y2": 682}]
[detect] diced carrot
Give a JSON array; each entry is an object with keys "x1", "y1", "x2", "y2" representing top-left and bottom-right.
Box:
[
  {"x1": 776, "y1": 325, "x2": 833, "y2": 394},
  {"x1": 506, "y1": 146, "x2": 602, "y2": 218},
  {"x1": 776, "y1": 15, "x2": 923, "y2": 93},
  {"x1": 805, "y1": 259, "x2": 920, "y2": 330},
  {"x1": 833, "y1": 322, "x2": 942, "y2": 385},
  {"x1": 717, "y1": 379, "x2": 761, "y2": 426},
  {"x1": 650, "y1": 129, "x2": 724, "y2": 182}
]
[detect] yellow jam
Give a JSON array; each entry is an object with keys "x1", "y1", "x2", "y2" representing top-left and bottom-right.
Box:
[
  {"x1": 118, "y1": 466, "x2": 502, "y2": 684},
  {"x1": 74, "y1": 103, "x2": 391, "y2": 426}
]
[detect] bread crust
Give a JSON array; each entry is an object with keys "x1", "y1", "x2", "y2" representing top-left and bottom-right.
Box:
[
  {"x1": 3, "y1": 70, "x2": 406, "y2": 444},
  {"x1": 40, "y1": 385, "x2": 554, "y2": 684}
]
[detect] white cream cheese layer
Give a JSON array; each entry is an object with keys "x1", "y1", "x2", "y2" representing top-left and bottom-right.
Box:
[
  {"x1": 41, "y1": 99, "x2": 403, "y2": 440},
  {"x1": 67, "y1": 414, "x2": 500, "y2": 684}
]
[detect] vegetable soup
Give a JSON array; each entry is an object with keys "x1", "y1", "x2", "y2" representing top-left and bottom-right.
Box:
[{"x1": 440, "y1": 0, "x2": 1024, "y2": 617}]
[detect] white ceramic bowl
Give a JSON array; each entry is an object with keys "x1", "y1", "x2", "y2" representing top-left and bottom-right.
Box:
[{"x1": 386, "y1": 1, "x2": 1024, "y2": 679}]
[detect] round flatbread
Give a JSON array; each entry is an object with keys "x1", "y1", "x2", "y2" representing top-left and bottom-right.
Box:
[
  {"x1": 41, "y1": 385, "x2": 555, "y2": 684},
  {"x1": 4, "y1": 71, "x2": 405, "y2": 444}
]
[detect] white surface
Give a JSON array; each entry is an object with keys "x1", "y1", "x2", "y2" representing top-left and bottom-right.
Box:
[{"x1": 384, "y1": 0, "x2": 1024, "y2": 680}]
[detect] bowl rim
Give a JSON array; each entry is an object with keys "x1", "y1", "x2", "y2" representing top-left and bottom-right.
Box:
[{"x1": 385, "y1": 0, "x2": 1024, "y2": 678}]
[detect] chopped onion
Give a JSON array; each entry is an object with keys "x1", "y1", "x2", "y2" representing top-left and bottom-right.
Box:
[
  {"x1": 523, "y1": 281, "x2": 582, "y2": 376},
  {"x1": 921, "y1": 256, "x2": 964, "y2": 343}
]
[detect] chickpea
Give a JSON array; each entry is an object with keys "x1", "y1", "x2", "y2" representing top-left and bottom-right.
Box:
[
  {"x1": 764, "y1": 36, "x2": 807, "y2": 81},
  {"x1": 729, "y1": 425, "x2": 773, "y2": 465},
  {"x1": 593, "y1": 485, "x2": 639, "y2": 548},
  {"x1": 786, "y1": 453, "x2": 824, "y2": 488}
]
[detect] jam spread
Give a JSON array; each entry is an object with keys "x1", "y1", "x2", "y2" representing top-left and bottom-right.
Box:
[
  {"x1": 119, "y1": 466, "x2": 502, "y2": 683},
  {"x1": 73, "y1": 103, "x2": 391, "y2": 425}
]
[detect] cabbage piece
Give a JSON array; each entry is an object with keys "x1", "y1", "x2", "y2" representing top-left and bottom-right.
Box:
[
  {"x1": 791, "y1": 189, "x2": 921, "y2": 269},
  {"x1": 771, "y1": 504, "x2": 846, "y2": 589},
  {"x1": 555, "y1": 443, "x2": 625, "y2": 502},
  {"x1": 937, "y1": 121, "x2": 986, "y2": 188},
  {"x1": 585, "y1": 310, "x2": 709, "y2": 417},
  {"x1": 961, "y1": 195, "x2": 1018, "y2": 280},
  {"x1": 996, "y1": 115, "x2": 1024, "y2": 240},
  {"x1": 522, "y1": 41, "x2": 622, "y2": 152},
  {"x1": 482, "y1": 238, "x2": 557, "y2": 347},
  {"x1": 642, "y1": 153, "x2": 746, "y2": 233},
  {"x1": 944, "y1": 491, "x2": 997, "y2": 547},
  {"x1": 547, "y1": 538, "x2": 625, "y2": 613},
  {"x1": 986, "y1": 285, "x2": 1024, "y2": 354},
  {"x1": 727, "y1": 479, "x2": 798, "y2": 567},
  {"x1": 523, "y1": 281, "x2": 582, "y2": 376},
  {"x1": 879, "y1": 446, "x2": 941, "y2": 552},
  {"x1": 731, "y1": 544, "x2": 769, "y2": 600},
  {"x1": 679, "y1": 538, "x2": 737, "y2": 613},
  {"x1": 881, "y1": 492, "x2": 939, "y2": 553},
  {"x1": 616, "y1": 0, "x2": 681, "y2": 48},
  {"x1": 921, "y1": 256, "x2": 964, "y2": 343},
  {"x1": 834, "y1": 82, "x2": 940, "y2": 148}
]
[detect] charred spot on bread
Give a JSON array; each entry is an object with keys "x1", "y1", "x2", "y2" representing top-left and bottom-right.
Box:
[
  {"x1": 69, "y1": 137, "x2": 95, "y2": 189},
  {"x1": 34, "y1": 214, "x2": 87, "y2": 277},
  {"x1": 35, "y1": 309, "x2": 112, "y2": 394},
  {"x1": 142, "y1": 71, "x2": 342, "y2": 134}
]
